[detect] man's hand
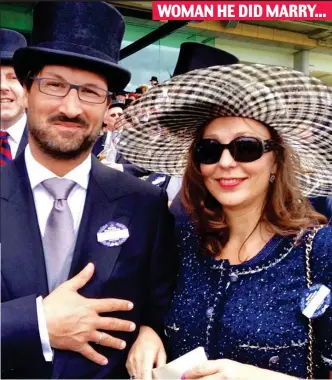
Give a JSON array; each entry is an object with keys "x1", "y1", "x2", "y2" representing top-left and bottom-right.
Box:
[{"x1": 43, "y1": 263, "x2": 135, "y2": 366}]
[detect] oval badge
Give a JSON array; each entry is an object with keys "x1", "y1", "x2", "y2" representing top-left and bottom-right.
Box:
[
  {"x1": 97, "y1": 221, "x2": 129, "y2": 247},
  {"x1": 300, "y1": 283, "x2": 331, "y2": 319}
]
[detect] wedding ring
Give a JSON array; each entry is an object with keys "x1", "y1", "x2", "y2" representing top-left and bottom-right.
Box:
[{"x1": 97, "y1": 332, "x2": 103, "y2": 345}]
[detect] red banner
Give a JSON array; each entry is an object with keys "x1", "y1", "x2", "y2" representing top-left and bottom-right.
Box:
[{"x1": 152, "y1": 1, "x2": 332, "y2": 20}]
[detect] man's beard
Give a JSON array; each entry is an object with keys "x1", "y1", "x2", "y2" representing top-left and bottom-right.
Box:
[{"x1": 28, "y1": 115, "x2": 101, "y2": 159}]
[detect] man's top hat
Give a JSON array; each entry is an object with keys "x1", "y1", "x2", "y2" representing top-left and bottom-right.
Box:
[
  {"x1": 0, "y1": 28, "x2": 27, "y2": 64},
  {"x1": 13, "y1": 2, "x2": 130, "y2": 91},
  {"x1": 173, "y1": 42, "x2": 239, "y2": 77},
  {"x1": 116, "y1": 90, "x2": 128, "y2": 96},
  {"x1": 109, "y1": 101, "x2": 125, "y2": 110},
  {"x1": 150, "y1": 76, "x2": 158, "y2": 82}
]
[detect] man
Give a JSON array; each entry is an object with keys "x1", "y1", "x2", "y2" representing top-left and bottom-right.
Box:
[
  {"x1": 0, "y1": 28, "x2": 28, "y2": 164},
  {"x1": 1, "y1": 2, "x2": 176, "y2": 379},
  {"x1": 115, "y1": 91, "x2": 127, "y2": 104},
  {"x1": 93, "y1": 101, "x2": 150, "y2": 177},
  {"x1": 92, "y1": 101, "x2": 125, "y2": 157},
  {"x1": 150, "y1": 76, "x2": 159, "y2": 87}
]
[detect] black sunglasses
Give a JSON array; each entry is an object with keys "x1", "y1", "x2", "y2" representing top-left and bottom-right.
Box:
[{"x1": 194, "y1": 136, "x2": 276, "y2": 164}]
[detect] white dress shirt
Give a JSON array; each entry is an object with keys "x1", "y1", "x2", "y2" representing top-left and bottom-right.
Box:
[
  {"x1": 1, "y1": 113, "x2": 27, "y2": 159},
  {"x1": 25, "y1": 145, "x2": 91, "y2": 361},
  {"x1": 166, "y1": 177, "x2": 183, "y2": 201}
]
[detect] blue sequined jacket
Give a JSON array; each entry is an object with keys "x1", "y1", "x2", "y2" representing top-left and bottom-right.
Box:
[{"x1": 165, "y1": 223, "x2": 332, "y2": 379}]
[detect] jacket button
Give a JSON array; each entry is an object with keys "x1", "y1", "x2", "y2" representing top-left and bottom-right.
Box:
[{"x1": 269, "y1": 356, "x2": 279, "y2": 366}]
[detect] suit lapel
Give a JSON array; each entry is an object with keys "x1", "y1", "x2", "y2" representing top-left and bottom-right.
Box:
[
  {"x1": 68, "y1": 172, "x2": 136, "y2": 297},
  {"x1": 1, "y1": 155, "x2": 49, "y2": 298},
  {"x1": 53, "y1": 158, "x2": 138, "y2": 378},
  {"x1": 16, "y1": 125, "x2": 28, "y2": 158}
]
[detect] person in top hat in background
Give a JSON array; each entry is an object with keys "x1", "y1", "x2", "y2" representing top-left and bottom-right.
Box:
[
  {"x1": 150, "y1": 76, "x2": 159, "y2": 87},
  {"x1": 172, "y1": 42, "x2": 239, "y2": 76},
  {"x1": 93, "y1": 101, "x2": 153, "y2": 178},
  {"x1": 115, "y1": 90, "x2": 127, "y2": 104},
  {"x1": 1, "y1": 2, "x2": 176, "y2": 379},
  {"x1": 145, "y1": 42, "x2": 239, "y2": 203},
  {"x1": 0, "y1": 28, "x2": 28, "y2": 165},
  {"x1": 93, "y1": 101, "x2": 125, "y2": 157}
]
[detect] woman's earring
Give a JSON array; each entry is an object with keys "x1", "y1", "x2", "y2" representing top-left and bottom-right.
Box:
[{"x1": 270, "y1": 174, "x2": 276, "y2": 183}]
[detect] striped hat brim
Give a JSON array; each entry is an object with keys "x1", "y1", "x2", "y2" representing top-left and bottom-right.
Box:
[{"x1": 112, "y1": 64, "x2": 332, "y2": 196}]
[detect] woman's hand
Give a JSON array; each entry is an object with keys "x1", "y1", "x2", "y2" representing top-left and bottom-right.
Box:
[
  {"x1": 126, "y1": 325, "x2": 166, "y2": 380},
  {"x1": 182, "y1": 359, "x2": 296, "y2": 380}
]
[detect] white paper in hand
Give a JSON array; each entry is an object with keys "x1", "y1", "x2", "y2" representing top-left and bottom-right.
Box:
[{"x1": 152, "y1": 347, "x2": 207, "y2": 379}]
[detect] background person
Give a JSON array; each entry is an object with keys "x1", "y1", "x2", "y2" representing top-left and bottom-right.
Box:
[{"x1": 0, "y1": 28, "x2": 28, "y2": 164}]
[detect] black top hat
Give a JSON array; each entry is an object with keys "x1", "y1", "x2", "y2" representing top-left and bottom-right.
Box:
[
  {"x1": 0, "y1": 28, "x2": 27, "y2": 64},
  {"x1": 109, "y1": 101, "x2": 125, "y2": 110},
  {"x1": 173, "y1": 42, "x2": 239, "y2": 77},
  {"x1": 13, "y1": 2, "x2": 130, "y2": 92},
  {"x1": 150, "y1": 76, "x2": 158, "y2": 82}
]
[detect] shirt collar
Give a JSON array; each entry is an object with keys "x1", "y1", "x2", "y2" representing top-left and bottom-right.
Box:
[
  {"x1": 25, "y1": 145, "x2": 91, "y2": 190},
  {"x1": 3, "y1": 113, "x2": 27, "y2": 143}
]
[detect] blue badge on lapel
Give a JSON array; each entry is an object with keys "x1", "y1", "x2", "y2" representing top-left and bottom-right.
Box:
[
  {"x1": 300, "y1": 284, "x2": 331, "y2": 319},
  {"x1": 97, "y1": 221, "x2": 129, "y2": 247}
]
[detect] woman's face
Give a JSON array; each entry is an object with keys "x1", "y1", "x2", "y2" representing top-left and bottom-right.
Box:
[{"x1": 200, "y1": 117, "x2": 277, "y2": 211}]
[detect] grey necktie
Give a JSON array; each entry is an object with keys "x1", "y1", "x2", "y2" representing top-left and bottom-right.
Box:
[{"x1": 42, "y1": 178, "x2": 76, "y2": 292}]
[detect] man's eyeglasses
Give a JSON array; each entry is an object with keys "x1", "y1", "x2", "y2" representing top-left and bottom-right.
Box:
[
  {"x1": 194, "y1": 136, "x2": 276, "y2": 164},
  {"x1": 31, "y1": 77, "x2": 112, "y2": 104}
]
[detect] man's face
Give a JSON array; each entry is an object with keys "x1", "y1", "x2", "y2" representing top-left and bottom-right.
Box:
[
  {"x1": 116, "y1": 94, "x2": 126, "y2": 103},
  {"x1": 0, "y1": 65, "x2": 26, "y2": 129},
  {"x1": 26, "y1": 65, "x2": 109, "y2": 159},
  {"x1": 104, "y1": 106, "x2": 123, "y2": 131}
]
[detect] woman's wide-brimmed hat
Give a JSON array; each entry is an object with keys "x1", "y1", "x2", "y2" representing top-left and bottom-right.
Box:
[
  {"x1": 13, "y1": 2, "x2": 130, "y2": 92},
  {"x1": 115, "y1": 64, "x2": 332, "y2": 196}
]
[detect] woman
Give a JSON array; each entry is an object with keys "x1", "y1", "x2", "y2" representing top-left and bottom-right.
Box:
[{"x1": 114, "y1": 64, "x2": 332, "y2": 379}]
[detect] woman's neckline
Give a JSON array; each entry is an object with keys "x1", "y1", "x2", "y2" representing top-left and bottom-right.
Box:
[{"x1": 204, "y1": 234, "x2": 289, "y2": 269}]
